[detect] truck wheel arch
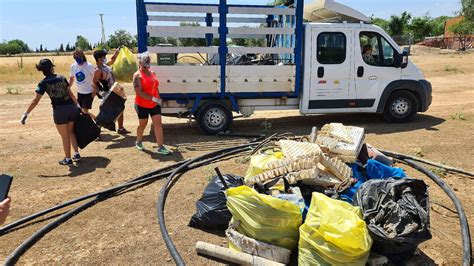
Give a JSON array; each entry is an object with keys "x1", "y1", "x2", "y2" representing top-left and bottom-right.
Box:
[{"x1": 377, "y1": 80, "x2": 426, "y2": 113}]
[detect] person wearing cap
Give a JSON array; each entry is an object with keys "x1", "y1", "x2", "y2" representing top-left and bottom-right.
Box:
[
  {"x1": 20, "y1": 59, "x2": 81, "y2": 165},
  {"x1": 69, "y1": 49, "x2": 96, "y2": 118},
  {"x1": 92, "y1": 48, "x2": 130, "y2": 135},
  {"x1": 132, "y1": 52, "x2": 171, "y2": 155}
]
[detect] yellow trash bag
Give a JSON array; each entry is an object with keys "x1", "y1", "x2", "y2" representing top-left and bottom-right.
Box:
[
  {"x1": 244, "y1": 149, "x2": 284, "y2": 182},
  {"x1": 299, "y1": 192, "x2": 372, "y2": 266},
  {"x1": 226, "y1": 186, "x2": 302, "y2": 250},
  {"x1": 112, "y1": 47, "x2": 138, "y2": 82}
]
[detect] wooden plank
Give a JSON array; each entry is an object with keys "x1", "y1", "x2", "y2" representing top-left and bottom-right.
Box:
[
  {"x1": 147, "y1": 25, "x2": 218, "y2": 38},
  {"x1": 227, "y1": 65, "x2": 295, "y2": 77},
  {"x1": 228, "y1": 6, "x2": 295, "y2": 15},
  {"x1": 148, "y1": 15, "x2": 267, "y2": 24},
  {"x1": 148, "y1": 15, "x2": 207, "y2": 22},
  {"x1": 226, "y1": 81, "x2": 294, "y2": 93},
  {"x1": 228, "y1": 47, "x2": 294, "y2": 54},
  {"x1": 146, "y1": 4, "x2": 218, "y2": 13},
  {"x1": 148, "y1": 46, "x2": 218, "y2": 54},
  {"x1": 228, "y1": 27, "x2": 294, "y2": 35}
]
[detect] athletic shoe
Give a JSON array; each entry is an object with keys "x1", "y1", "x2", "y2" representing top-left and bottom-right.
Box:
[
  {"x1": 59, "y1": 158, "x2": 73, "y2": 165},
  {"x1": 135, "y1": 141, "x2": 144, "y2": 151},
  {"x1": 156, "y1": 146, "x2": 171, "y2": 155},
  {"x1": 72, "y1": 153, "x2": 81, "y2": 162},
  {"x1": 117, "y1": 128, "x2": 130, "y2": 135}
]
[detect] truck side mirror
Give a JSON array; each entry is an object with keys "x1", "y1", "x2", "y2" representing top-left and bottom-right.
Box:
[
  {"x1": 395, "y1": 48, "x2": 409, "y2": 69},
  {"x1": 401, "y1": 47, "x2": 409, "y2": 69}
]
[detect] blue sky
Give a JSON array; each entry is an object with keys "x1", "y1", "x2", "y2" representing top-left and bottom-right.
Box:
[{"x1": 0, "y1": 0, "x2": 460, "y2": 50}]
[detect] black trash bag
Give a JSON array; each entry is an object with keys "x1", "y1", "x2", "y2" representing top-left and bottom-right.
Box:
[
  {"x1": 95, "y1": 92, "x2": 126, "y2": 131},
  {"x1": 189, "y1": 174, "x2": 243, "y2": 230},
  {"x1": 74, "y1": 113, "x2": 101, "y2": 149},
  {"x1": 353, "y1": 178, "x2": 432, "y2": 261}
]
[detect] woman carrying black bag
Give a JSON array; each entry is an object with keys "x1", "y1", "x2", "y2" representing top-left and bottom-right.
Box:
[{"x1": 20, "y1": 59, "x2": 81, "y2": 165}]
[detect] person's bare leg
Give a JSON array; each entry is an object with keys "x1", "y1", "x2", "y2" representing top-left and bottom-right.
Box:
[
  {"x1": 118, "y1": 112, "x2": 124, "y2": 129},
  {"x1": 151, "y1": 115, "x2": 164, "y2": 147},
  {"x1": 136, "y1": 118, "x2": 148, "y2": 143},
  {"x1": 67, "y1": 121, "x2": 79, "y2": 153},
  {"x1": 56, "y1": 124, "x2": 71, "y2": 158}
]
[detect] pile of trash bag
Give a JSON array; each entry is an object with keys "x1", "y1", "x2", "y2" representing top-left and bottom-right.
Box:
[{"x1": 190, "y1": 123, "x2": 432, "y2": 265}]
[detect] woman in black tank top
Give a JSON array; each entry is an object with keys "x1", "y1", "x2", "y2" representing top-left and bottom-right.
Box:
[{"x1": 93, "y1": 49, "x2": 130, "y2": 134}]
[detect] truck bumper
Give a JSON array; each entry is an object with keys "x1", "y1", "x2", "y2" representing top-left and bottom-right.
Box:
[{"x1": 419, "y1": 79, "x2": 432, "y2": 112}]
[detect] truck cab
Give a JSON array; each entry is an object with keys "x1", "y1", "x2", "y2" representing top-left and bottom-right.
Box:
[{"x1": 300, "y1": 22, "x2": 432, "y2": 122}]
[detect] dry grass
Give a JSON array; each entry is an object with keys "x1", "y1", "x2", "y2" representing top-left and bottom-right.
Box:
[{"x1": 0, "y1": 53, "x2": 206, "y2": 87}]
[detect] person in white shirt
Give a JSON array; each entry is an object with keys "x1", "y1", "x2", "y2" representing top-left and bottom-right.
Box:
[{"x1": 70, "y1": 49, "x2": 96, "y2": 118}]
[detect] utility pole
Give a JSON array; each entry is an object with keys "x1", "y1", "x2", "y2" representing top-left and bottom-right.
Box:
[{"x1": 99, "y1": 13, "x2": 106, "y2": 45}]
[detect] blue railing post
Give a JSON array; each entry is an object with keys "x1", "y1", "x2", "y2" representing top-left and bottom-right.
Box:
[
  {"x1": 205, "y1": 13, "x2": 214, "y2": 46},
  {"x1": 136, "y1": 0, "x2": 148, "y2": 53},
  {"x1": 293, "y1": 0, "x2": 304, "y2": 96},
  {"x1": 218, "y1": 0, "x2": 228, "y2": 98}
]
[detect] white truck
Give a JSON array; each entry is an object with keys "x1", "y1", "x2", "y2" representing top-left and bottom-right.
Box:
[{"x1": 136, "y1": 0, "x2": 432, "y2": 134}]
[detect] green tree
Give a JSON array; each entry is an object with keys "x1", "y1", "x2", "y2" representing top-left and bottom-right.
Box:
[
  {"x1": 75, "y1": 35, "x2": 91, "y2": 50},
  {"x1": 0, "y1": 42, "x2": 22, "y2": 55},
  {"x1": 409, "y1": 16, "x2": 433, "y2": 41},
  {"x1": 107, "y1": 29, "x2": 137, "y2": 49},
  {"x1": 59, "y1": 43, "x2": 64, "y2": 52},
  {"x1": 39, "y1": 44, "x2": 43, "y2": 52},
  {"x1": 65, "y1": 43, "x2": 71, "y2": 52},
  {"x1": 449, "y1": 18, "x2": 474, "y2": 50},
  {"x1": 388, "y1": 11, "x2": 412, "y2": 36},
  {"x1": 431, "y1": 16, "x2": 452, "y2": 36},
  {"x1": 461, "y1": 0, "x2": 474, "y2": 21},
  {"x1": 371, "y1": 16, "x2": 390, "y2": 32},
  {"x1": 8, "y1": 39, "x2": 29, "y2": 52}
]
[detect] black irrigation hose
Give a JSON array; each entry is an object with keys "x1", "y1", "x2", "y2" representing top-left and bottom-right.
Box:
[
  {"x1": 157, "y1": 144, "x2": 255, "y2": 266},
  {"x1": 3, "y1": 143, "x2": 254, "y2": 264},
  {"x1": 0, "y1": 161, "x2": 188, "y2": 236},
  {"x1": 4, "y1": 197, "x2": 101, "y2": 265},
  {"x1": 402, "y1": 159, "x2": 472, "y2": 266},
  {"x1": 380, "y1": 149, "x2": 474, "y2": 177}
]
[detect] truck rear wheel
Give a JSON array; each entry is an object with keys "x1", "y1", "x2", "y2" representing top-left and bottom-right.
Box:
[
  {"x1": 383, "y1": 91, "x2": 419, "y2": 123},
  {"x1": 196, "y1": 102, "x2": 233, "y2": 135}
]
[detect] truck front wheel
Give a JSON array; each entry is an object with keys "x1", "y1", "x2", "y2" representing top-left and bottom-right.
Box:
[
  {"x1": 196, "y1": 102, "x2": 233, "y2": 135},
  {"x1": 383, "y1": 91, "x2": 419, "y2": 123}
]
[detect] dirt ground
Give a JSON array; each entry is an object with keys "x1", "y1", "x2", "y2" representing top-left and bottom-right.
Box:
[{"x1": 0, "y1": 48, "x2": 473, "y2": 265}]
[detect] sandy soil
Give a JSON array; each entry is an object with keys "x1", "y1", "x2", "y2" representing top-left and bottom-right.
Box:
[{"x1": 0, "y1": 49, "x2": 473, "y2": 265}]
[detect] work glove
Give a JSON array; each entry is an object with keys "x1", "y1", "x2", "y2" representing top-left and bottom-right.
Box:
[
  {"x1": 152, "y1": 97, "x2": 162, "y2": 106},
  {"x1": 20, "y1": 112, "x2": 28, "y2": 125}
]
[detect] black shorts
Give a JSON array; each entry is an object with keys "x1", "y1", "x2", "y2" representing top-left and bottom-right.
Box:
[
  {"x1": 77, "y1": 93, "x2": 94, "y2": 109},
  {"x1": 134, "y1": 104, "x2": 161, "y2": 119},
  {"x1": 53, "y1": 104, "x2": 79, "y2": 125}
]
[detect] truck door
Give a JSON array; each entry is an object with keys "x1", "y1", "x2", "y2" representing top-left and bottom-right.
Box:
[
  {"x1": 305, "y1": 28, "x2": 355, "y2": 113},
  {"x1": 354, "y1": 30, "x2": 402, "y2": 111}
]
